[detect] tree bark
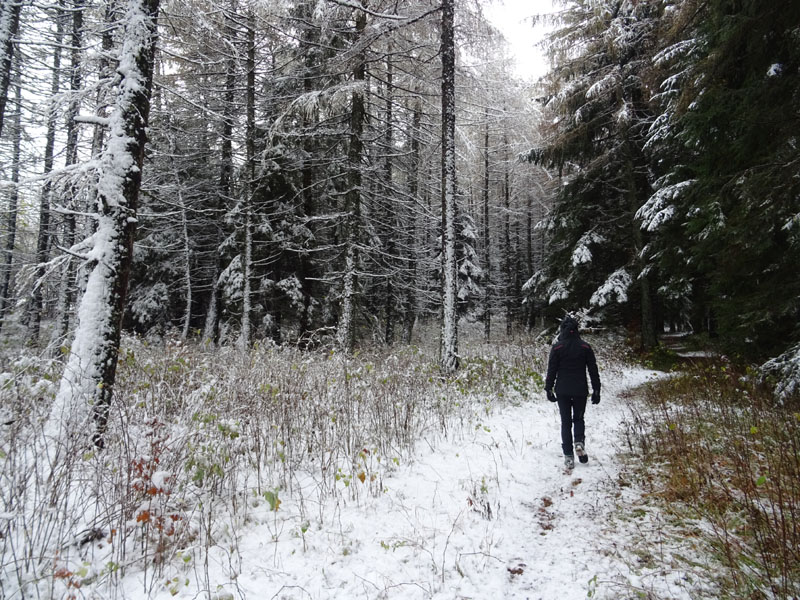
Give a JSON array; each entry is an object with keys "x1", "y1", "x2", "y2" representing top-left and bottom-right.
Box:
[
  {"x1": 337, "y1": 1, "x2": 367, "y2": 353},
  {"x1": 203, "y1": 37, "x2": 236, "y2": 347},
  {"x1": 503, "y1": 123, "x2": 512, "y2": 337},
  {"x1": 297, "y1": 0, "x2": 317, "y2": 347},
  {"x1": 52, "y1": 0, "x2": 85, "y2": 349},
  {"x1": 238, "y1": 10, "x2": 256, "y2": 349},
  {"x1": 52, "y1": 0, "x2": 161, "y2": 447},
  {"x1": 402, "y1": 98, "x2": 422, "y2": 343},
  {"x1": 383, "y1": 49, "x2": 395, "y2": 345},
  {"x1": 28, "y1": 3, "x2": 66, "y2": 342},
  {"x1": 440, "y1": 0, "x2": 458, "y2": 373},
  {"x1": 0, "y1": 0, "x2": 21, "y2": 137},
  {"x1": 0, "y1": 52, "x2": 21, "y2": 331},
  {"x1": 525, "y1": 187, "x2": 534, "y2": 331},
  {"x1": 482, "y1": 108, "x2": 491, "y2": 342},
  {"x1": 174, "y1": 166, "x2": 192, "y2": 340},
  {"x1": 626, "y1": 155, "x2": 657, "y2": 350}
]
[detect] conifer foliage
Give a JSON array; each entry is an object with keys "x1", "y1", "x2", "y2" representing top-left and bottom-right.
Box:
[
  {"x1": 526, "y1": 0, "x2": 662, "y2": 349},
  {"x1": 527, "y1": 0, "x2": 800, "y2": 387},
  {"x1": 643, "y1": 0, "x2": 800, "y2": 361}
]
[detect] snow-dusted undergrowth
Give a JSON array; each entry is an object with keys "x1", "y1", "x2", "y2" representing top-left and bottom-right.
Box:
[
  {"x1": 0, "y1": 330, "x2": 712, "y2": 599},
  {"x1": 0, "y1": 331, "x2": 542, "y2": 598}
]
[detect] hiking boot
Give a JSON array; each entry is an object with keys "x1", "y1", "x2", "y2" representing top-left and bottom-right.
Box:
[
  {"x1": 575, "y1": 442, "x2": 589, "y2": 464},
  {"x1": 564, "y1": 455, "x2": 575, "y2": 470}
]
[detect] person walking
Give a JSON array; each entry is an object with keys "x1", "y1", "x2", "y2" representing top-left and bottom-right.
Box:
[{"x1": 544, "y1": 315, "x2": 601, "y2": 470}]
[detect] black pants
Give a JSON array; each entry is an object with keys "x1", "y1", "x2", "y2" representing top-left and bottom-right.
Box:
[{"x1": 557, "y1": 395, "x2": 587, "y2": 456}]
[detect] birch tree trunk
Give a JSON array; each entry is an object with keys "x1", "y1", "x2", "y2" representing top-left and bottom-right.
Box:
[
  {"x1": 337, "y1": 2, "x2": 367, "y2": 353},
  {"x1": 52, "y1": 0, "x2": 161, "y2": 447},
  {"x1": 440, "y1": 0, "x2": 458, "y2": 373},
  {"x1": 0, "y1": 0, "x2": 20, "y2": 137}
]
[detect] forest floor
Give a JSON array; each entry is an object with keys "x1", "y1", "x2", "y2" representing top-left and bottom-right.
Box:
[
  {"x1": 108, "y1": 365, "x2": 713, "y2": 600},
  {"x1": 2, "y1": 328, "x2": 744, "y2": 599}
]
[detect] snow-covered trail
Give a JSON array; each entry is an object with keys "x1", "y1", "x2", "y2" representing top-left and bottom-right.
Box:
[{"x1": 124, "y1": 367, "x2": 696, "y2": 600}]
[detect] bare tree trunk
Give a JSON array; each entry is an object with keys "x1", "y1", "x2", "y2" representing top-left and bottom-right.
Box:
[
  {"x1": 91, "y1": 0, "x2": 117, "y2": 158},
  {"x1": 482, "y1": 108, "x2": 491, "y2": 342},
  {"x1": 52, "y1": 0, "x2": 85, "y2": 349},
  {"x1": 239, "y1": 208, "x2": 252, "y2": 347},
  {"x1": 238, "y1": 9, "x2": 256, "y2": 349},
  {"x1": 383, "y1": 49, "x2": 395, "y2": 345},
  {"x1": 203, "y1": 44, "x2": 236, "y2": 346},
  {"x1": 28, "y1": 3, "x2": 66, "y2": 342},
  {"x1": 52, "y1": 0, "x2": 161, "y2": 447},
  {"x1": 625, "y1": 154, "x2": 657, "y2": 350},
  {"x1": 179, "y1": 188, "x2": 192, "y2": 340},
  {"x1": 337, "y1": 2, "x2": 367, "y2": 353},
  {"x1": 0, "y1": 53, "x2": 21, "y2": 331},
  {"x1": 440, "y1": 0, "x2": 458, "y2": 373},
  {"x1": 402, "y1": 98, "x2": 421, "y2": 343},
  {"x1": 503, "y1": 124, "x2": 512, "y2": 337},
  {"x1": 297, "y1": 1, "x2": 316, "y2": 347},
  {"x1": 0, "y1": 0, "x2": 21, "y2": 137},
  {"x1": 525, "y1": 188, "x2": 534, "y2": 331}
]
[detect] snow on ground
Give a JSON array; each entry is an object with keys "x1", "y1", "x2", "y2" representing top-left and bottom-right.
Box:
[{"x1": 114, "y1": 366, "x2": 704, "y2": 600}]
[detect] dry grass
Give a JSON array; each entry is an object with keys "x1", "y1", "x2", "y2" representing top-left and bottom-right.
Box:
[{"x1": 622, "y1": 363, "x2": 800, "y2": 599}]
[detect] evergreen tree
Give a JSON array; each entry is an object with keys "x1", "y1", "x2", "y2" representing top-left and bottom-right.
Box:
[
  {"x1": 642, "y1": 0, "x2": 800, "y2": 360},
  {"x1": 526, "y1": 0, "x2": 662, "y2": 348}
]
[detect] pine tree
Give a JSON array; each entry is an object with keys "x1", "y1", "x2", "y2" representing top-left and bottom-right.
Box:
[
  {"x1": 527, "y1": 0, "x2": 661, "y2": 348},
  {"x1": 643, "y1": 0, "x2": 800, "y2": 359}
]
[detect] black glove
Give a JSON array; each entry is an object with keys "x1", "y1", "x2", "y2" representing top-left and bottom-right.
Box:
[
  {"x1": 546, "y1": 389, "x2": 557, "y2": 403},
  {"x1": 591, "y1": 390, "x2": 600, "y2": 405}
]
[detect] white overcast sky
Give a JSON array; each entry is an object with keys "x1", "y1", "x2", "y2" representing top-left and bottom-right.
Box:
[{"x1": 483, "y1": 0, "x2": 558, "y2": 81}]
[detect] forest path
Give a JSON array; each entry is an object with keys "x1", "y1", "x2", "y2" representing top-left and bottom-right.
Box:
[
  {"x1": 134, "y1": 367, "x2": 706, "y2": 600},
  {"x1": 661, "y1": 332, "x2": 718, "y2": 368}
]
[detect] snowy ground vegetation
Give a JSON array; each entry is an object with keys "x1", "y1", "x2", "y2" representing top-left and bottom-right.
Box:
[
  {"x1": 4, "y1": 327, "x2": 796, "y2": 599},
  {"x1": 622, "y1": 364, "x2": 800, "y2": 600},
  {"x1": 1, "y1": 328, "x2": 547, "y2": 598}
]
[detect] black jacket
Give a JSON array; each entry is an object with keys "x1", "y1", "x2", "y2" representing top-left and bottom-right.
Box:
[{"x1": 545, "y1": 319, "x2": 601, "y2": 397}]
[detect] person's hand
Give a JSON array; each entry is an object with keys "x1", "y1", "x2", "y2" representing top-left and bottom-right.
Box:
[
  {"x1": 591, "y1": 390, "x2": 600, "y2": 405},
  {"x1": 546, "y1": 389, "x2": 557, "y2": 403}
]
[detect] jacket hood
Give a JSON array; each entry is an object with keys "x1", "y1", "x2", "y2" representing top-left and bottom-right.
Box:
[{"x1": 559, "y1": 316, "x2": 580, "y2": 339}]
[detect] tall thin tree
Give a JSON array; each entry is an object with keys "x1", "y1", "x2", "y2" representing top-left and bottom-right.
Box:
[
  {"x1": 239, "y1": 8, "x2": 256, "y2": 349},
  {"x1": 28, "y1": 4, "x2": 67, "y2": 342},
  {"x1": 0, "y1": 50, "x2": 21, "y2": 331},
  {"x1": 0, "y1": 0, "x2": 21, "y2": 137},
  {"x1": 440, "y1": 0, "x2": 458, "y2": 372},
  {"x1": 337, "y1": 1, "x2": 367, "y2": 353}
]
